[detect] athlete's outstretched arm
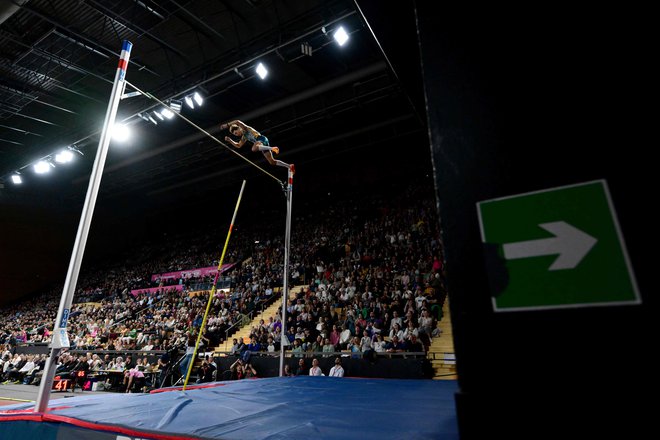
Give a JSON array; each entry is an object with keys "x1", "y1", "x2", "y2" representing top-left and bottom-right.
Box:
[
  {"x1": 220, "y1": 120, "x2": 239, "y2": 130},
  {"x1": 220, "y1": 119, "x2": 249, "y2": 131},
  {"x1": 225, "y1": 136, "x2": 247, "y2": 148}
]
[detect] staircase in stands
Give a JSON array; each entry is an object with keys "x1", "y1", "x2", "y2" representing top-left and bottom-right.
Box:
[
  {"x1": 427, "y1": 299, "x2": 457, "y2": 380},
  {"x1": 214, "y1": 285, "x2": 304, "y2": 353}
]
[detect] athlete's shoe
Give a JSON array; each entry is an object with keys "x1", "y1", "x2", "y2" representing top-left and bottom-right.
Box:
[
  {"x1": 289, "y1": 164, "x2": 295, "y2": 175},
  {"x1": 271, "y1": 146, "x2": 280, "y2": 155}
]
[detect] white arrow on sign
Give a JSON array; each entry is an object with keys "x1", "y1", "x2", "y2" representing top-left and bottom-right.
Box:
[{"x1": 502, "y1": 221, "x2": 597, "y2": 271}]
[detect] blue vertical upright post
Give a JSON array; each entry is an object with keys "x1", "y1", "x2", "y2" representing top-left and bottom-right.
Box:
[{"x1": 34, "y1": 41, "x2": 133, "y2": 412}]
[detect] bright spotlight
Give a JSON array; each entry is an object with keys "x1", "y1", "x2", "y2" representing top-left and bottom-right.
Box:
[
  {"x1": 169, "y1": 99, "x2": 182, "y2": 113},
  {"x1": 185, "y1": 95, "x2": 194, "y2": 109},
  {"x1": 160, "y1": 108, "x2": 174, "y2": 119},
  {"x1": 34, "y1": 161, "x2": 50, "y2": 174},
  {"x1": 11, "y1": 174, "x2": 22, "y2": 184},
  {"x1": 193, "y1": 91, "x2": 203, "y2": 106},
  {"x1": 333, "y1": 26, "x2": 349, "y2": 46},
  {"x1": 112, "y1": 124, "x2": 131, "y2": 142},
  {"x1": 55, "y1": 150, "x2": 74, "y2": 163},
  {"x1": 256, "y1": 62, "x2": 268, "y2": 80}
]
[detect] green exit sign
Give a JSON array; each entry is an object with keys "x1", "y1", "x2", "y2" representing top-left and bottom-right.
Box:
[{"x1": 477, "y1": 180, "x2": 640, "y2": 312}]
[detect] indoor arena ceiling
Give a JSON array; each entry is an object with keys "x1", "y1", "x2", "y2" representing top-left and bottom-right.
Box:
[{"x1": 0, "y1": 0, "x2": 425, "y2": 210}]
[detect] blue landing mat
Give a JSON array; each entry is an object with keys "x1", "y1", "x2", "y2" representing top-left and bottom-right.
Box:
[{"x1": 0, "y1": 377, "x2": 459, "y2": 440}]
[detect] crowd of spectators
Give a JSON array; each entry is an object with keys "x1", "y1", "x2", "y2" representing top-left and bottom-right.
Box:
[
  {"x1": 230, "y1": 184, "x2": 447, "y2": 364},
  {"x1": 1, "y1": 180, "x2": 446, "y2": 385}
]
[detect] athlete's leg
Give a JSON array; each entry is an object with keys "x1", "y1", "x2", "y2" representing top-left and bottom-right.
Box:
[
  {"x1": 262, "y1": 151, "x2": 290, "y2": 169},
  {"x1": 252, "y1": 141, "x2": 278, "y2": 154}
]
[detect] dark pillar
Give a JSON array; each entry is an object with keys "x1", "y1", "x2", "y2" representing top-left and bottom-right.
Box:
[{"x1": 415, "y1": 4, "x2": 650, "y2": 439}]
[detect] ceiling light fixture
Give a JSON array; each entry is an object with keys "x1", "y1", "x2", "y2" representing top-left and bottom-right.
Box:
[
  {"x1": 256, "y1": 62, "x2": 268, "y2": 80},
  {"x1": 334, "y1": 26, "x2": 349, "y2": 46},
  {"x1": 185, "y1": 95, "x2": 194, "y2": 109},
  {"x1": 169, "y1": 99, "x2": 182, "y2": 113},
  {"x1": 112, "y1": 124, "x2": 131, "y2": 142},
  {"x1": 34, "y1": 161, "x2": 51, "y2": 174},
  {"x1": 160, "y1": 108, "x2": 174, "y2": 119},
  {"x1": 55, "y1": 150, "x2": 74, "y2": 163}
]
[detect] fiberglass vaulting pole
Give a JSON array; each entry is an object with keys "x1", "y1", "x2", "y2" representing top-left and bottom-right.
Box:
[
  {"x1": 279, "y1": 168, "x2": 294, "y2": 376},
  {"x1": 182, "y1": 180, "x2": 246, "y2": 391},
  {"x1": 34, "y1": 41, "x2": 133, "y2": 413}
]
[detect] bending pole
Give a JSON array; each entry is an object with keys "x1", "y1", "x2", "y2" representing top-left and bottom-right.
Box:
[
  {"x1": 279, "y1": 168, "x2": 294, "y2": 376},
  {"x1": 34, "y1": 40, "x2": 133, "y2": 413},
  {"x1": 183, "y1": 180, "x2": 246, "y2": 390}
]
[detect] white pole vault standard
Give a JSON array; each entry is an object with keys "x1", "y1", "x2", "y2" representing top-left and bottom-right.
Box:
[
  {"x1": 279, "y1": 168, "x2": 294, "y2": 376},
  {"x1": 34, "y1": 41, "x2": 133, "y2": 413}
]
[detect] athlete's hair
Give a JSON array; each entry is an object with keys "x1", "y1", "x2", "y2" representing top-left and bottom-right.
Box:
[{"x1": 229, "y1": 123, "x2": 240, "y2": 134}]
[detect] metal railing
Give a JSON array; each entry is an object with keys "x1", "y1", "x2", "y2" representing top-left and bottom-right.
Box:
[
  {"x1": 110, "y1": 297, "x2": 169, "y2": 329},
  {"x1": 188, "y1": 276, "x2": 232, "y2": 293},
  {"x1": 210, "y1": 350, "x2": 427, "y2": 359},
  {"x1": 66, "y1": 348, "x2": 166, "y2": 356}
]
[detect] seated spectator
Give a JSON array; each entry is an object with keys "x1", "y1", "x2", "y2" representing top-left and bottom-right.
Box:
[
  {"x1": 196, "y1": 359, "x2": 216, "y2": 383},
  {"x1": 322, "y1": 338, "x2": 335, "y2": 357},
  {"x1": 389, "y1": 323, "x2": 404, "y2": 341},
  {"x1": 123, "y1": 358, "x2": 146, "y2": 392},
  {"x1": 123, "y1": 355, "x2": 134, "y2": 371},
  {"x1": 108, "y1": 356, "x2": 125, "y2": 371},
  {"x1": 243, "y1": 362, "x2": 257, "y2": 379},
  {"x1": 403, "y1": 321, "x2": 419, "y2": 341},
  {"x1": 389, "y1": 310, "x2": 403, "y2": 330},
  {"x1": 90, "y1": 354, "x2": 104, "y2": 371},
  {"x1": 373, "y1": 334, "x2": 387, "y2": 353},
  {"x1": 310, "y1": 335, "x2": 323, "y2": 353},
  {"x1": 369, "y1": 314, "x2": 382, "y2": 332},
  {"x1": 339, "y1": 325, "x2": 352, "y2": 349},
  {"x1": 329, "y1": 325, "x2": 341, "y2": 347},
  {"x1": 295, "y1": 358, "x2": 306, "y2": 376},
  {"x1": 347, "y1": 336, "x2": 361, "y2": 359},
  {"x1": 266, "y1": 336, "x2": 276, "y2": 353},
  {"x1": 385, "y1": 335, "x2": 405, "y2": 353},
  {"x1": 294, "y1": 326, "x2": 306, "y2": 343},
  {"x1": 309, "y1": 358, "x2": 324, "y2": 376},
  {"x1": 302, "y1": 328, "x2": 316, "y2": 351},
  {"x1": 418, "y1": 309, "x2": 434, "y2": 338},
  {"x1": 329, "y1": 357, "x2": 345, "y2": 377},
  {"x1": 246, "y1": 336, "x2": 261, "y2": 353},
  {"x1": 23, "y1": 354, "x2": 46, "y2": 385},
  {"x1": 230, "y1": 338, "x2": 244, "y2": 356},
  {"x1": 5, "y1": 354, "x2": 33, "y2": 384},
  {"x1": 403, "y1": 309, "x2": 417, "y2": 328},
  {"x1": 360, "y1": 330, "x2": 372, "y2": 352},
  {"x1": 229, "y1": 358, "x2": 242, "y2": 380},
  {"x1": 406, "y1": 334, "x2": 425, "y2": 356},
  {"x1": 291, "y1": 338, "x2": 304, "y2": 358}
]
